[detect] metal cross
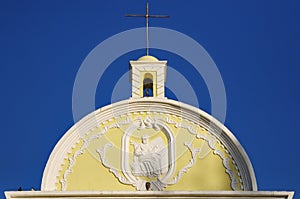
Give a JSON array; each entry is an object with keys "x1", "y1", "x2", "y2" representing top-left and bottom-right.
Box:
[{"x1": 125, "y1": 3, "x2": 169, "y2": 55}]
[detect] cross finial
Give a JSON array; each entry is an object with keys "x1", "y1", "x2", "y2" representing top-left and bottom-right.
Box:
[{"x1": 125, "y1": 3, "x2": 169, "y2": 55}]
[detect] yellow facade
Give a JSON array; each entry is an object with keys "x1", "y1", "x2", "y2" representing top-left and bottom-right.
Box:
[{"x1": 55, "y1": 112, "x2": 243, "y2": 191}]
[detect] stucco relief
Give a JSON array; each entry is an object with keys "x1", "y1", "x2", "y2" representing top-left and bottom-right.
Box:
[
  {"x1": 58, "y1": 113, "x2": 242, "y2": 191},
  {"x1": 130, "y1": 135, "x2": 167, "y2": 178}
]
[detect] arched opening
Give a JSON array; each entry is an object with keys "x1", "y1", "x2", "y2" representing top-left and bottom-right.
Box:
[{"x1": 143, "y1": 73, "x2": 153, "y2": 97}]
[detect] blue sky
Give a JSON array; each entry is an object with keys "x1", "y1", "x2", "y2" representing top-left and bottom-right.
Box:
[{"x1": 1, "y1": 0, "x2": 299, "y2": 198}]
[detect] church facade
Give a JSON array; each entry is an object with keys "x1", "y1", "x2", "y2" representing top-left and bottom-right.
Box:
[{"x1": 5, "y1": 55, "x2": 294, "y2": 198}]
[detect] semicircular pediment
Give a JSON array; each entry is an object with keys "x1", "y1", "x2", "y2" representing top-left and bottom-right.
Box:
[{"x1": 41, "y1": 98, "x2": 256, "y2": 192}]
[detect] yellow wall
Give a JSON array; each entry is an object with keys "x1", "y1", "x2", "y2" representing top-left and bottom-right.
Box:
[{"x1": 56, "y1": 112, "x2": 243, "y2": 191}]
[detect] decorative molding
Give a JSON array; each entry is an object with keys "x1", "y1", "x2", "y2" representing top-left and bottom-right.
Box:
[
  {"x1": 168, "y1": 142, "x2": 200, "y2": 185},
  {"x1": 60, "y1": 148, "x2": 84, "y2": 190},
  {"x1": 4, "y1": 191, "x2": 295, "y2": 199},
  {"x1": 166, "y1": 116, "x2": 242, "y2": 190},
  {"x1": 60, "y1": 114, "x2": 241, "y2": 191},
  {"x1": 96, "y1": 143, "x2": 132, "y2": 185},
  {"x1": 59, "y1": 117, "x2": 129, "y2": 191},
  {"x1": 199, "y1": 133, "x2": 240, "y2": 191},
  {"x1": 41, "y1": 98, "x2": 257, "y2": 191}
]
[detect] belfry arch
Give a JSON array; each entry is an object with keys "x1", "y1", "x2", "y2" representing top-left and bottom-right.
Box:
[
  {"x1": 130, "y1": 55, "x2": 167, "y2": 99},
  {"x1": 143, "y1": 73, "x2": 154, "y2": 97}
]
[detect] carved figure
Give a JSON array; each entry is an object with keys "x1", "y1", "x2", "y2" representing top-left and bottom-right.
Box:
[{"x1": 130, "y1": 135, "x2": 165, "y2": 178}]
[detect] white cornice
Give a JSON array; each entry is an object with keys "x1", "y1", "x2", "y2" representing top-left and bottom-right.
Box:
[
  {"x1": 41, "y1": 98, "x2": 257, "y2": 191},
  {"x1": 5, "y1": 191, "x2": 294, "y2": 199}
]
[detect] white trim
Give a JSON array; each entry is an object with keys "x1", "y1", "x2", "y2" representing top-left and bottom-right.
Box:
[
  {"x1": 5, "y1": 191, "x2": 294, "y2": 199},
  {"x1": 41, "y1": 98, "x2": 257, "y2": 191}
]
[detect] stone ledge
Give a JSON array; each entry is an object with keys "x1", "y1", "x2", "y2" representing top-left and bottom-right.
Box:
[{"x1": 5, "y1": 191, "x2": 294, "y2": 199}]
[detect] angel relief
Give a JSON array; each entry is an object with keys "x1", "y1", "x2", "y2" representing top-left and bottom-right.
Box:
[{"x1": 130, "y1": 135, "x2": 167, "y2": 178}]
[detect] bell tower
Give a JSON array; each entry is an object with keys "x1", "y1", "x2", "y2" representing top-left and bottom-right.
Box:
[
  {"x1": 130, "y1": 55, "x2": 167, "y2": 98},
  {"x1": 126, "y1": 3, "x2": 168, "y2": 99}
]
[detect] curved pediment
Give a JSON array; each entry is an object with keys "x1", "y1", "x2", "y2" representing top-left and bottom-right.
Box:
[{"x1": 41, "y1": 98, "x2": 256, "y2": 191}]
